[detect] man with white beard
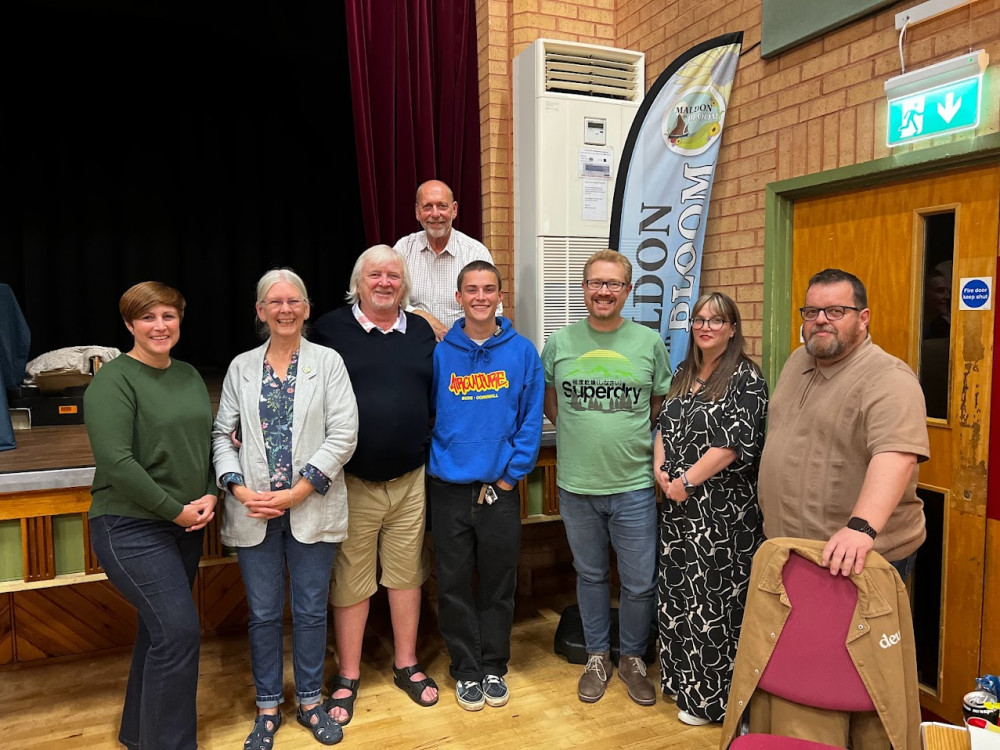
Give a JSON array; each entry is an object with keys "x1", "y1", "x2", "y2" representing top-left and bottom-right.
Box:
[{"x1": 394, "y1": 179, "x2": 500, "y2": 342}]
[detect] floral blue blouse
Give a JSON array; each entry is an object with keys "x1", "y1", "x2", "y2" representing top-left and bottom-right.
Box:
[{"x1": 221, "y1": 350, "x2": 330, "y2": 495}]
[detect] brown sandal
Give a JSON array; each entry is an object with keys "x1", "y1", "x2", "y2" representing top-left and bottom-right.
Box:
[{"x1": 392, "y1": 663, "x2": 438, "y2": 707}]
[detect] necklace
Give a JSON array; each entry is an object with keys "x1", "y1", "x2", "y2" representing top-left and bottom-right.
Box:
[{"x1": 695, "y1": 377, "x2": 707, "y2": 386}]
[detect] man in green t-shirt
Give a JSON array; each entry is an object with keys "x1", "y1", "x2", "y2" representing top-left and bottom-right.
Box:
[{"x1": 541, "y1": 249, "x2": 671, "y2": 707}]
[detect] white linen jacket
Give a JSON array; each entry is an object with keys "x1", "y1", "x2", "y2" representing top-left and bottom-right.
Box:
[{"x1": 212, "y1": 338, "x2": 358, "y2": 546}]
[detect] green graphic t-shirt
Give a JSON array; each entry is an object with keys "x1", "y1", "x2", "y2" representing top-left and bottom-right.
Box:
[{"x1": 541, "y1": 318, "x2": 671, "y2": 494}]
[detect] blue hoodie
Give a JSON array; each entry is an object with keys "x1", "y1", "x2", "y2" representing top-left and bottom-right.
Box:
[{"x1": 429, "y1": 316, "x2": 544, "y2": 486}]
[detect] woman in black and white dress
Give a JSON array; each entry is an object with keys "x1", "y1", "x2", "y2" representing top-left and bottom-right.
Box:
[{"x1": 653, "y1": 291, "x2": 768, "y2": 726}]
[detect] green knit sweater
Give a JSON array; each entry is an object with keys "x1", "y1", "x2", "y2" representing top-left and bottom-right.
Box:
[{"x1": 84, "y1": 354, "x2": 217, "y2": 521}]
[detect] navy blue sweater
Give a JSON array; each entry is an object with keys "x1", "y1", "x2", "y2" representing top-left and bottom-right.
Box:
[{"x1": 311, "y1": 306, "x2": 435, "y2": 482}]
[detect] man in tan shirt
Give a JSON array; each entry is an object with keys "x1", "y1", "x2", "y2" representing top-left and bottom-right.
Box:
[{"x1": 757, "y1": 268, "x2": 929, "y2": 580}]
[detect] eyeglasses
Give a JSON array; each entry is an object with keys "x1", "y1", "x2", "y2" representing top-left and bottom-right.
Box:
[
  {"x1": 799, "y1": 305, "x2": 860, "y2": 321},
  {"x1": 585, "y1": 279, "x2": 627, "y2": 292},
  {"x1": 262, "y1": 298, "x2": 304, "y2": 310},
  {"x1": 691, "y1": 316, "x2": 729, "y2": 330}
]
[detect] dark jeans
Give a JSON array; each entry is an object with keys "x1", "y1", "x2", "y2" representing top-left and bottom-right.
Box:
[
  {"x1": 429, "y1": 476, "x2": 521, "y2": 682},
  {"x1": 90, "y1": 514, "x2": 204, "y2": 750},
  {"x1": 890, "y1": 550, "x2": 918, "y2": 586}
]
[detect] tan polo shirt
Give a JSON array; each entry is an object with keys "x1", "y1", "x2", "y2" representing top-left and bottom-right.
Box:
[{"x1": 757, "y1": 336, "x2": 929, "y2": 562}]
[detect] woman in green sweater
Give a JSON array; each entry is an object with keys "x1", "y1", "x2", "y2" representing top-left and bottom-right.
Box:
[{"x1": 84, "y1": 281, "x2": 219, "y2": 750}]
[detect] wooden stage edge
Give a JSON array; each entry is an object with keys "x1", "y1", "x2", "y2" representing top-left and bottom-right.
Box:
[
  {"x1": 0, "y1": 423, "x2": 95, "y2": 474},
  {"x1": 0, "y1": 373, "x2": 224, "y2": 475}
]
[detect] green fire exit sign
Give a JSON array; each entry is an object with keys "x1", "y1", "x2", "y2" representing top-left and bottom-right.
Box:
[{"x1": 887, "y1": 75, "x2": 982, "y2": 147}]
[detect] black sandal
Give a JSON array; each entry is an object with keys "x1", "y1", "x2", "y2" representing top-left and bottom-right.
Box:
[
  {"x1": 322, "y1": 675, "x2": 360, "y2": 726},
  {"x1": 244, "y1": 711, "x2": 281, "y2": 750},
  {"x1": 296, "y1": 704, "x2": 343, "y2": 745},
  {"x1": 392, "y1": 663, "x2": 439, "y2": 707}
]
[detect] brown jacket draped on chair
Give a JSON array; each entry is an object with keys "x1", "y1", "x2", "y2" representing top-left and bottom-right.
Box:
[{"x1": 720, "y1": 537, "x2": 921, "y2": 750}]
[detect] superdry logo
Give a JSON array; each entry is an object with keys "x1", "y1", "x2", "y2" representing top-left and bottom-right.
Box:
[
  {"x1": 561, "y1": 380, "x2": 641, "y2": 412},
  {"x1": 449, "y1": 370, "x2": 510, "y2": 395},
  {"x1": 879, "y1": 631, "x2": 901, "y2": 650}
]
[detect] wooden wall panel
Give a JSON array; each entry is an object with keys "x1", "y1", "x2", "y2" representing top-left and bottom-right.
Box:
[
  {"x1": 0, "y1": 593, "x2": 12, "y2": 665},
  {"x1": 21, "y1": 516, "x2": 55, "y2": 582},
  {"x1": 13, "y1": 582, "x2": 135, "y2": 661},
  {"x1": 197, "y1": 563, "x2": 248, "y2": 635},
  {"x1": 202, "y1": 516, "x2": 224, "y2": 559},
  {"x1": 81, "y1": 515, "x2": 102, "y2": 575},
  {"x1": 982, "y1": 518, "x2": 1000, "y2": 675},
  {"x1": 535, "y1": 447, "x2": 559, "y2": 516}
]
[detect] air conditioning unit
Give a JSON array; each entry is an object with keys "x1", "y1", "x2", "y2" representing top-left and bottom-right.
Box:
[{"x1": 513, "y1": 38, "x2": 644, "y2": 350}]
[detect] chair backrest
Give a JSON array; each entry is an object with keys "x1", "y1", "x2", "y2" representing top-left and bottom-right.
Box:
[{"x1": 756, "y1": 552, "x2": 875, "y2": 712}]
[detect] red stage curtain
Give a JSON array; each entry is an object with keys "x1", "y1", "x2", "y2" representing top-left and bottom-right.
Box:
[{"x1": 345, "y1": 0, "x2": 483, "y2": 246}]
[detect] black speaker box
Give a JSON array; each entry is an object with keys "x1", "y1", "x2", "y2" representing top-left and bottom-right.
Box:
[{"x1": 553, "y1": 603, "x2": 657, "y2": 665}]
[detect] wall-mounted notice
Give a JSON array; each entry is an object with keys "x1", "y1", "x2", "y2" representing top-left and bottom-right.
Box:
[{"x1": 959, "y1": 276, "x2": 992, "y2": 311}]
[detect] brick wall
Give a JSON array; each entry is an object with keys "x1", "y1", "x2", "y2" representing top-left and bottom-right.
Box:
[
  {"x1": 478, "y1": 0, "x2": 1000, "y2": 356},
  {"x1": 477, "y1": 0, "x2": 617, "y2": 321}
]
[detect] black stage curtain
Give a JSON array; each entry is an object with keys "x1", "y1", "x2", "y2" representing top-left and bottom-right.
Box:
[{"x1": 0, "y1": 2, "x2": 366, "y2": 369}]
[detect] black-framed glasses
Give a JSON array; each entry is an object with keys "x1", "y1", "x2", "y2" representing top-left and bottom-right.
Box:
[
  {"x1": 799, "y1": 305, "x2": 860, "y2": 321},
  {"x1": 691, "y1": 316, "x2": 729, "y2": 330},
  {"x1": 585, "y1": 279, "x2": 627, "y2": 292}
]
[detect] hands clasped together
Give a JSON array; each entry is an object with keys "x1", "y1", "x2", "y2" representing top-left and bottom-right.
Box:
[
  {"x1": 173, "y1": 493, "x2": 218, "y2": 531},
  {"x1": 229, "y1": 485, "x2": 304, "y2": 520}
]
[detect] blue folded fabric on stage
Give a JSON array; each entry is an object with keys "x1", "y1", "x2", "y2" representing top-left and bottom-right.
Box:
[{"x1": 0, "y1": 283, "x2": 30, "y2": 451}]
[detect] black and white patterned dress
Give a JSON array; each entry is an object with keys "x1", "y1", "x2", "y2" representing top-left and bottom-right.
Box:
[{"x1": 657, "y1": 359, "x2": 768, "y2": 722}]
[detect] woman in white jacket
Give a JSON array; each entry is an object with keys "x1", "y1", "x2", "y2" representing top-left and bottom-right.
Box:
[{"x1": 213, "y1": 268, "x2": 358, "y2": 749}]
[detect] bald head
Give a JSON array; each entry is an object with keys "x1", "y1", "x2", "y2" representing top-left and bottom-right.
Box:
[
  {"x1": 415, "y1": 180, "x2": 458, "y2": 245},
  {"x1": 416, "y1": 179, "x2": 454, "y2": 204}
]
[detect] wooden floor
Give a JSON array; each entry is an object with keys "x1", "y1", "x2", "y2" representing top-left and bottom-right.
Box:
[{"x1": 1, "y1": 588, "x2": 723, "y2": 749}]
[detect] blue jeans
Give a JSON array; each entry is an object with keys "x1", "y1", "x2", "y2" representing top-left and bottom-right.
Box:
[
  {"x1": 90, "y1": 515, "x2": 204, "y2": 750},
  {"x1": 558, "y1": 487, "x2": 657, "y2": 656},
  {"x1": 238, "y1": 513, "x2": 338, "y2": 707},
  {"x1": 429, "y1": 477, "x2": 522, "y2": 682},
  {"x1": 890, "y1": 551, "x2": 918, "y2": 586}
]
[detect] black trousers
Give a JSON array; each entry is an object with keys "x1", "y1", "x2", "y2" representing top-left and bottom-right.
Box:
[{"x1": 428, "y1": 476, "x2": 522, "y2": 682}]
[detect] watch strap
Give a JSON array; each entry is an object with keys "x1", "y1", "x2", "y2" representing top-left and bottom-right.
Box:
[{"x1": 847, "y1": 516, "x2": 877, "y2": 540}]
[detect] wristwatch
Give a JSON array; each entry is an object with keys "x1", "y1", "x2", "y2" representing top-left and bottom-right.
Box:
[
  {"x1": 680, "y1": 472, "x2": 697, "y2": 493},
  {"x1": 847, "y1": 516, "x2": 877, "y2": 540}
]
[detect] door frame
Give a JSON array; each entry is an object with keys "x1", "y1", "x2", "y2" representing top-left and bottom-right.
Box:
[
  {"x1": 762, "y1": 131, "x2": 1000, "y2": 720},
  {"x1": 763, "y1": 131, "x2": 1000, "y2": 382}
]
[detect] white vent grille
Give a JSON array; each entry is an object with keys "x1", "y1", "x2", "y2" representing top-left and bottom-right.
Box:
[
  {"x1": 540, "y1": 236, "x2": 609, "y2": 342},
  {"x1": 543, "y1": 43, "x2": 643, "y2": 101},
  {"x1": 513, "y1": 39, "x2": 644, "y2": 350}
]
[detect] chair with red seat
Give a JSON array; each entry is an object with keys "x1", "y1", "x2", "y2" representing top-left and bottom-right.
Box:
[{"x1": 727, "y1": 551, "x2": 879, "y2": 750}]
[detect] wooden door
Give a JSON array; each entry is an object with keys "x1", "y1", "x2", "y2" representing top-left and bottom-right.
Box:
[{"x1": 791, "y1": 165, "x2": 998, "y2": 723}]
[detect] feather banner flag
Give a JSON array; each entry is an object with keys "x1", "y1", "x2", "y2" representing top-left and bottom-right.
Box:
[{"x1": 610, "y1": 32, "x2": 744, "y2": 362}]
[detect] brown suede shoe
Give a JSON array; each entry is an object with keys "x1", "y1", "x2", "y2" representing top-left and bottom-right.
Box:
[
  {"x1": 577, "y1": 651, "x2": 613, "y2": 703},
  {"x1": 618, "y1": 655, "x2": 656, "y2": 706}
]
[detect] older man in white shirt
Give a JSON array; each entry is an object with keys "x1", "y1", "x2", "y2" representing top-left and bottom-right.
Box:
[{"x1": 394, "y1": 179, "x2": 501, "y2": 341}]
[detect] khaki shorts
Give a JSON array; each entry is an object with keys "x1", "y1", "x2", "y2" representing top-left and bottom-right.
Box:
[{"x1": 329, "y1": 465, "x2": 429, "y2": 608}]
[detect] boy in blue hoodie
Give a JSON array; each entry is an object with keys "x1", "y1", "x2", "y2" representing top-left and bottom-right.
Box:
[{"x1": 428, "y1": 260, "x2": 544, "y2": 711}]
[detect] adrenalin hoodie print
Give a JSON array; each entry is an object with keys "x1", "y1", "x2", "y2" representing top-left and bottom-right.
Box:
[{"x1": 428, "y1": 316, "x2": 544, "y2": 487}]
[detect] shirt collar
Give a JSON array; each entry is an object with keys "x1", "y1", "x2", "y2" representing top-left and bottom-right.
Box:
[
  {"x1": 800, "y1": 334, "x2": 873, "y2": 379},
  {"x1": 417, "y1": 230, "x2": 456, "y2": 257},
  {"x1": 352, "y1": 303, "x2": 407, "y2": 334}
]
